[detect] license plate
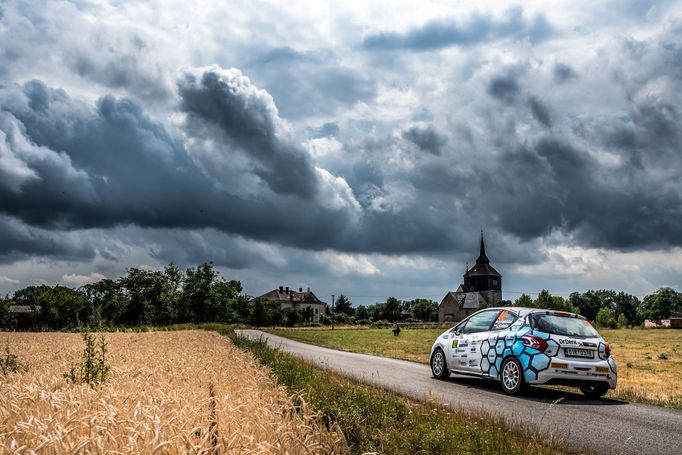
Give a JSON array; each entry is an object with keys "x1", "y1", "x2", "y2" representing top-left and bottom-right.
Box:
[{"x1": 565, "y1": 348, "x2": 593, "y2": 358}]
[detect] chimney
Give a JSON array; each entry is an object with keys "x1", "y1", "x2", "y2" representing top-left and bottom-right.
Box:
[
  {"x1": 279, "y1": 286, "x2": 283, "y2": 293},
  {"x1": 299, "y1": 287, "x2": 303, "y2": 292},
  {"x1": 285, "y1": 286, "x2": 289, "y2": 293},
  {"x1": 307, "y1": 287, "x2": 310, "y2": 292}
]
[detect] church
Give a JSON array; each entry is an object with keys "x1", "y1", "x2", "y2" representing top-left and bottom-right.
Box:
[{"x1": 437, "y1": 233, "x2": 502, "y2": 322}]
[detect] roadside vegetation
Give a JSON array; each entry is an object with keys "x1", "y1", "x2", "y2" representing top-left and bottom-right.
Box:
[{"x1": 269, "y1": 326, "x2": 682, "y2": 409}]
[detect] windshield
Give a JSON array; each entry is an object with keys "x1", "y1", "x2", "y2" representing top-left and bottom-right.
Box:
[{"x1": 530, "y1": 314, "x2": 600, "y2": 338}]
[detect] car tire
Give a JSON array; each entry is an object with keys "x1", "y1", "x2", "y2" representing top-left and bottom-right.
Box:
[
  {"x1": 430, "y1": 348, "x2": 450, "y2": 379},
  {"x1": 500, "y1": 357, "x2": 525, "y2": 395},
  {"x1": 580, "y1": 383, "x2": 610, "y2": 398}
]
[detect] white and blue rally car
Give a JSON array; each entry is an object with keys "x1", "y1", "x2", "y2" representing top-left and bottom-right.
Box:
[{"x1": 430, "y1": 307, "x2": 617, "y2": 397}]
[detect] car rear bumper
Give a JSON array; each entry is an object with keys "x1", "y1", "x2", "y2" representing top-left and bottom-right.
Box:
[{"x1": 530, "y1": 357, "x2": 617, "y2": 389}]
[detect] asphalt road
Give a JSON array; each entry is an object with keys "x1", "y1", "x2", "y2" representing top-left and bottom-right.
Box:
[{"x1": 237, "y1": 329, "x2": 682, "y2": 455}]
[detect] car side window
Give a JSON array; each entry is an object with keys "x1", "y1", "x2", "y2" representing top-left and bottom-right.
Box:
[
  {"x1": 491, "y1": 310, "x2": 517, "y2": 331},
  {"x1": 461, "y1": 310, "x2": 501, "y2": 334}
]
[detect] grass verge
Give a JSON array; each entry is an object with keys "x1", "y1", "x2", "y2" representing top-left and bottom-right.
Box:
[{"x1": 209, "y1": 325, "x2": 566, "y2": 455}]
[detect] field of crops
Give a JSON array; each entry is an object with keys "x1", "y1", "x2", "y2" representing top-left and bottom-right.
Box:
[
  {"x1": 269, "y1": 326, "x2": 682, "y2": 408},
  {"x1": 0, "y1": 330, "x2": 345, "y2": 453}
]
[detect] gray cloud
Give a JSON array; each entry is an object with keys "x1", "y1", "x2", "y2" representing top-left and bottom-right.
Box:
[
  {"x1": 246, "y1": 47, "x2": 376, "y2": 119},
  {"x1": 402, "y1": 124, "x2": 447, "y2": 155},
  {"x1": 488, "y1": 73, "x2": 521, "y2": 103},
  {"x1": 553, "y1": 62, "x2": 579, "y2": 83},
  {"x1": 528, "y1": 96, "x2": 552, "y2": 127},
  {"x1": 178, "y1": 66, "x2": 318, "y2": 198},
  {"x1": 362, "y1": 7, "x2": 553, "y2": 51}
]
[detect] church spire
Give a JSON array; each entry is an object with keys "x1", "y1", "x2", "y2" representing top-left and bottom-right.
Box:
[{"x1": 477, "y1": 230, "x2": 490, "y2": 264}]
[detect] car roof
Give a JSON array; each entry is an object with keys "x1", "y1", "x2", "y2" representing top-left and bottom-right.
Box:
[{"x1": 484, "y1": 306, "x2": 583, "y2": 318}]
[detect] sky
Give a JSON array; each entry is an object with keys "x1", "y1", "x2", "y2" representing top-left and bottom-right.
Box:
[{"x1": 0, "y1": 0, "x2": 681, "y2": 306}]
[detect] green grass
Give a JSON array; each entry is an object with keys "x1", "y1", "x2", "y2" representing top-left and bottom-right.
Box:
[
  {"x1": 215, "y1": 325, "x2": 566, "y2": 455},
  {"x1": 269, "y1": 326, "x2": 682, "y2": 409},
  {"x1": 268, "y1": 326, "x2": 444, "y2": 363}
]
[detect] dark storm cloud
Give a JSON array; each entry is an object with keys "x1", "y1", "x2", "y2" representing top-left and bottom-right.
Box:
[
  {"x1": 0, "y1": 216, "x2": 93, "y2": 264},
  {"x1": 362, "y1": 7, "x2": 553, "y2": 51},
  {"x1": 0, "y1": 79, "x2": 359, "y2": 256},
  {"x1": 178, "y1": 66, "x2": 318, "y2": 197},
  {"x1": 246, "y1": 47, "x2": 376, "y2": 119},
  {"x1": 528, "y1": 96, "x2": 552, "y2": 127},
  {"x1": 488, "y1": 74, "x2": 520, "y2": 103},
  {"x1": 553, "y1": 62, "x2": 579, "y2": 83},
  {"x1": 402, "y1": 124, "x2": 447, "y2": 155}
]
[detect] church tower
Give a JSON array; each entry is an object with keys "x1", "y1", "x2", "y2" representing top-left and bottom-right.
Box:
[{"x1": 463, "y1": 231, "x2": 502, "y2": 294}]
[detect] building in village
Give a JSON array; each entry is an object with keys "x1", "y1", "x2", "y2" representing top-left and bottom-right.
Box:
[
  {"x1": 438, "y1": 233, "x2": 502, "y2": 322},
  {"x1": 256, "y1": 286, "x2": 327, "y2": 322}
]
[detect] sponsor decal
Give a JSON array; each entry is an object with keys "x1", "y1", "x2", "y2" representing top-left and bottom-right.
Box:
[
  {"x1": 469, "y1": 359, "x2": 478, "y2": 367},
  {"x1": 551, "y1": 362, "x2": 568, "y2": 369},
  {"x1": 470, "y1": 346, "x2": 476, "y2": 352},
  {"x1": 452, "y1": 340, "x2": 458, "y2": 349},
  {"x1": 557, "y1": 338, "x2": 579, "y2": 345},
  {"x1": 595, "y1": 366, "x2": 609, "y2": 373}
]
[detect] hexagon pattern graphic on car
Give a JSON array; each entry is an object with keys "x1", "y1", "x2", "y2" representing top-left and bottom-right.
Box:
[{"x1": 479, "y1": 327, "x2": 555, "y2": 382}]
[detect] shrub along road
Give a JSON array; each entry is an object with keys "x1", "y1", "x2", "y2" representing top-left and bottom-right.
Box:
[{"x1": 238, "y1": 330, "x2": 682, "y2": 455}]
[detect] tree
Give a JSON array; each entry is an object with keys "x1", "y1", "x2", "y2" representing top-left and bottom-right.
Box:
[
  {"x1": 13, "y1": 285, "x2": 91, "y2": 329},
  {"x1": 596, "y1": 307, "x2": 617, "y2": 329},
  {"x1": 335, "y1": 294, "x2": 354, "y2": 315},
  {"x1": 642, "y1": 287, "x2": 682, "y2": 321},
  {"x1": 533, "y1": 290, "x2": 580, "y2": 314},
  {"x1": 354, "y1": 305, "x2": 369, "y2": 321},
  {"x1": 613, "y1": 292, "x2": 642, "y2": 326},
  {"x1": 411, "y1": 299, "x2": 438, "y2": 322},
  {"x1": 513, "y1": 294, "x2": 533, "y2": 307},
  {"x1": 82, "y1": 278, "x2": 127, "y2": 325},
  {"x1": 0, "y1": 297, "x2": 14, "y2": 329},
  {"x1": 379, "y1": 297, "x2": 402, "y2": 322}
]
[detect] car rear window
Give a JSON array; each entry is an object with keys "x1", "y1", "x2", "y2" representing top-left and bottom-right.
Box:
[{"x1": 530, "y1": 314, "x2": 600, "y2": 338}]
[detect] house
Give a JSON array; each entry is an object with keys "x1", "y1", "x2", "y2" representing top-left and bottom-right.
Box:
[
  {"x1": 8, "y1": 305, "x2": 40, "y2": 331},
  {"x1": 256, "y1": 286, "x2": 326, "y2": 322},
  {"x1": 438, "y1": 232, "x2": 502, "y2": 322}
]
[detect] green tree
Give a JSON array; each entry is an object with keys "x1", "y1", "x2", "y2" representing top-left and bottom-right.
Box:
[
  {"x1": 513, "y1": 294, "x2": 533, "y2": 307},
  {"x1": 14, "y1": 285, "x2": 90, "y2": 329},
  {"x1": 533, "y1": 290, "x2": 580, "y2": 314},
  {"x1": 596, "y1": 307, "x2": 617, "y2": 329},
  {"x1": 335, "y1": 294, "x2": 354, "y2": 315},
  {"x1": 0, "y1": 297, "x2": 14, "y2": 329},
  {"x1": 642, "y1": 287, "x2": 682, "y2": 321},
  {"x1": 613, "y1": 292, "x2": 642, "y2": 326},
  {"x1": 380, "y1": 297, "x2": 402, "y2": 322},
  {"x1": 354, "y1": 305, "x2": 369, "y2": 321},
  {"x1": 82, "y1": 278, "x2": 127, "y2": 325},
  {"x1": 410, "y1": 299, "x2": 438, "y2": 322}
]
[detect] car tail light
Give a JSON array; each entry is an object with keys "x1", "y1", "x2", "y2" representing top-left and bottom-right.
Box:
[
  {"x1": 522, "y1": 334, "x2": 548, "y2": 352},
  {"x1": 604, "y1": 342, "x2": 611, "y2": 358}
]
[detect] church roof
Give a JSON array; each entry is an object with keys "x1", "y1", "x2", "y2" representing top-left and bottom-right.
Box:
[{"x1": 466, "y1": 232, "x2": 501, "y2": 277}]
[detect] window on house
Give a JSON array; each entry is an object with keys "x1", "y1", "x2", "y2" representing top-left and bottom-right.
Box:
[{"x1": 315, "y1": 308, "x2": 319, "y2": 314}]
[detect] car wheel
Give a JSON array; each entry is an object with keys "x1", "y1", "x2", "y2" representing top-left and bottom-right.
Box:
[
  {"x1": 580, "y1": 383, "x2": 610, "y2": 398},
  {"x1": 500, "y1": 357, "x2": 524, "y2": 395},
  {"x1": 430, "y1": 348, "x2": 450, "y2": 379}
]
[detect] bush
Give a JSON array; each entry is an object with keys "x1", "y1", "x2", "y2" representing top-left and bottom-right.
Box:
[
  {"x1": 64, "y1": 330, "x2": 110, "y2": 386},
  {"x1": 596, "y1": 308, "x2": 617, "y2": 329},
  {"x1": 369, "y1": 319, "x2": 391, "y2": 328},
  {"x1": 1, "y1": 345, "x2": 27, "y2": 375},
  {"x1": 616, "y1": 313, "x2": 628, "y2": 328}
]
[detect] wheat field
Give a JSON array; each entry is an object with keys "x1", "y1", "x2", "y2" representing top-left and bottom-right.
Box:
[{"x1": 0, "y1": 330, "x2": 347, "y2": 454}]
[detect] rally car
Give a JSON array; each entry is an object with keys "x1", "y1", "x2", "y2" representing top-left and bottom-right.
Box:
[{"x1": 430, "y1": 307, "x2": 617, "y2": 397}]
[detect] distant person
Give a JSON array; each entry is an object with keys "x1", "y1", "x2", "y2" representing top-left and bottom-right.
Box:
[{"x1": 392, "y1": 323, "x2": 401, "y2": 337}]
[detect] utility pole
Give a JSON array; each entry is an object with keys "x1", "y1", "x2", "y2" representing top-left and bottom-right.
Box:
[{"x1": 331, "y1": 294, "x2": 335, "y2": 330}]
